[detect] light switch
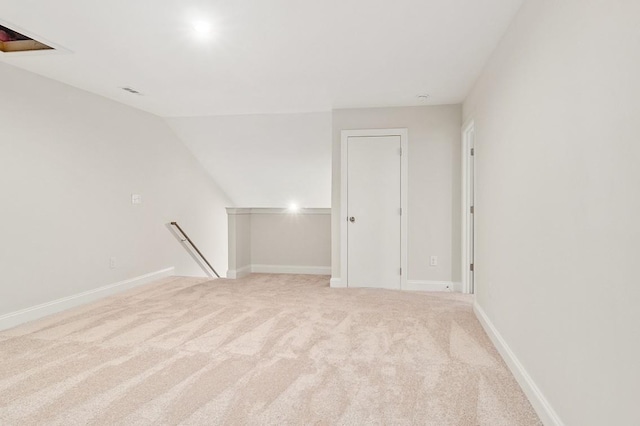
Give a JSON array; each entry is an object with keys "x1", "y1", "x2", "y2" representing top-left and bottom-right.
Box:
[{"x1": 131, "y1": 194, "x2": 142, "y2": 205}]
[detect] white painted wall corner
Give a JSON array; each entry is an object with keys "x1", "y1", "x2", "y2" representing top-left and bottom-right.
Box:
[{"x1": 474, "y1": 301, "x2": 564, "y2": 426}]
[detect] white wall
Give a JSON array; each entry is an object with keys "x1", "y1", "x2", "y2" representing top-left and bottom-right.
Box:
[
  {"x1": 464, "y1": 0, "x2": 640, "y2": 424},
  {"x1": 166, "y1": 112, "x2": 332, "y2": 208},
  {"x1": 227, "y1": 208, "x2": 331, "y2": 277},
  {"x1": 0, "y1": 62, "x2": 232, "y2": 317},
  {"x1": 251, "y1": 210, "x2": 330, "y2": 273},
  {"x1": 226, "y1": 209, "x2": 252, "y2": 278},
  {"x1": 331, "y1": 106, "x2": 462, "y2": 285}
]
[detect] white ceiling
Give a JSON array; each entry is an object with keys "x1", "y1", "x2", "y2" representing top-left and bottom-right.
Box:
[{"x1": 0, "y1": 0, "x2": 524, "y2": 117}]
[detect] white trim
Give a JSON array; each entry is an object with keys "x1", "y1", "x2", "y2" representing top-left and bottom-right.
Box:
[
  {"x1": 0, "y1": 268, "x2": 175, "y2": 332},
  {"x1": 250, "y1": 208, "x2": 330, "y2": 215},
  {"x1": 330, "y1": 278, "x2": 345, "y2": 288},
  {"x1": 250, "y1": 264, "x2": 331, "y2": 275},
  {"x1": 329, "y1": 279, "x2": 461, "y2": 292},
  {"x1": 406, "y1": 280, "x2": 454, "y2": 292},
  {"x1": 226, "y1": 265, "x2": 251, "y2": 279},
  {"x1": 461, "y1": 120, "x2": 475, "y2": 294},
  {"x1": 474, "y1": 302, "x2": 564, "y2": 426},
  {"x1": 226, "y1": 207, "x2": 330, "y2": 215},
  {"x1": 226, "y1": 207, "x2": 252, "y2": 215},
  {"x1": 340, "y1": 128, "x2": 409, "y2": 290}
]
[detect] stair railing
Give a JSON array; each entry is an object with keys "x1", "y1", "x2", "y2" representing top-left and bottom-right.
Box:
[{"x1": 170, "y1": 222, "x2": 220, "y2": 278}]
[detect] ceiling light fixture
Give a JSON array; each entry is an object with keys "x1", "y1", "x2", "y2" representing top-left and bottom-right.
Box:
[{"x1": 191, "y1": 20, "x2": 213, "y2": 39}]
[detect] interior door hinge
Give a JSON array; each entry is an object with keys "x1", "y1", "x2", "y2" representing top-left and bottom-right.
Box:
[
  {"x1": 399, "y1": 147, "x2": 403, "y2": 156},
  {"x1": 400, "y1": 267, "x2": 402, "y2": 276},
  {"x1": 471, "y1": 148, "x2": 475, "y2": 156},
  {"x1": 470, "y1": 206, "x2": 474, "y2": 214},
  {"x1": 400, "y1": 207, "x2": 403, "y2": 216},
  {"x1": 470, "y1": 263, "x2": 474, "y2": 272}
]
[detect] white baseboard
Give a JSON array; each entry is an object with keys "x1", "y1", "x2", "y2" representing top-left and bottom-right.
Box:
[
  {"x1": 405, "y1": 280, "x2": 456, "y2": 292},
  {"x1": 0, "y1": 267, "x2": 175, "y2": 332},
  {"x1": 226, "y1": 265, "x2": 251, "y2": 279},
  {"x1": 327, "y1": 279, "x2": 461, "y2": 292},
  {"x1": 474, "y1": 302, "x2": 564, "y2": 426},
  {"x1": 250, "y1": 264, "x2": 331, "y2": 275},
  {"x1": 330, "y1": 277, "x2": 345, "y2": 288}
]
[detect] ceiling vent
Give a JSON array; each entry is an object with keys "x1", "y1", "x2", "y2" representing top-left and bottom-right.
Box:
[
  {"x1": 121, "y1": 87, "x2": 143, "y2": 95},
  {"x1": 0, "y1": 24, "x2": 54, "y2": 53}
]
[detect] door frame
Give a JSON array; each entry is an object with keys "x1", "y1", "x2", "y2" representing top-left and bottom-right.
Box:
[
  {"x1": 461, "y1": 120, "x2": 475, "y2": 294},
  {"x1": 340, "y1": 128, "x2": 408, "y2": 289}
]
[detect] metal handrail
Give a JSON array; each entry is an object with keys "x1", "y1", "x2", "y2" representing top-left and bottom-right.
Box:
[{"x1": 170, "y1": 222, "x2": 220, "y2": 278}]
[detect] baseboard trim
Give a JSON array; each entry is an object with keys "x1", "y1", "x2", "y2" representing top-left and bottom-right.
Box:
[
  {"x1": 0, "y1": 267, "x2": 175, "y2": 332},
  {"x1": 226, "y1": 265, "x2": 251, "y2": 279},
  {"x1": 405, "y1": 280, "x2": 455, "y2": 292},
  {"x1": 330, "y1": 277, "x2": 345, "y2": 288},
  {"x1": 251, "y1": 264, "x2": 331, "y2": 275},
  {"x1": 474, "y1": 301, "x2": 564, "y2": 426},
  {"x1": 327, "y1": 279, "x2": 462, "y2": 292}
]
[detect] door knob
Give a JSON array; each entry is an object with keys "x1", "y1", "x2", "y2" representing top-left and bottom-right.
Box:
[{"x1": 349, "y1": 216, "x2": 356, "y2": 223}]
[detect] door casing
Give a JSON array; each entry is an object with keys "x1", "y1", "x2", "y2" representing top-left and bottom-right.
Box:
[
  {"x1": 340, "y1": 128, "x2": 408, "y2": 289},
  {"x1": 461, "y1": 120, "x2": 475, "y2": 294}
]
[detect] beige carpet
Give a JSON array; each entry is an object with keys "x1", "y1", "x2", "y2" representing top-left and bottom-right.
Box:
[{"x1": 0, "y1": 274, "x2": 540, "y2": 425}]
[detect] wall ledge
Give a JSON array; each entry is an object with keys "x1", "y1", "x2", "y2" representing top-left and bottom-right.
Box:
[{"x1": 227, "y1": 207, "x2": 330, "y2": 215}]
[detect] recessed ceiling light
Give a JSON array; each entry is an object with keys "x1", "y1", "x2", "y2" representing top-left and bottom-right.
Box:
[{"x1": 191, "y1": 20, "x2": 213, "y2": 38}]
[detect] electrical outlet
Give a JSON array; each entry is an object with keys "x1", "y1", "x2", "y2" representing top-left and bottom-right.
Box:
[
  {"x1": 109, "y1": 257, "x2": 117, "y2": 269},
  {"x1": 430, "y1": 256, "x2": 438, "y2": 266}
]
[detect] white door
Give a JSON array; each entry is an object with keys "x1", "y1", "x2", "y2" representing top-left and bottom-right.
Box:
[{"x1": 346, "y1": 135, "x2": 402, "y2": 289}]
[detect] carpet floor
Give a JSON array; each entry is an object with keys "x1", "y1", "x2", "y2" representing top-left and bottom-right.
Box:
[{"x1": 0, "y1": 274, "x2": 540, "y2": 425}]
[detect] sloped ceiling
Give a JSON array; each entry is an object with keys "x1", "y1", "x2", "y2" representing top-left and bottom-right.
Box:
[
  {"x1": 1, "y1": 0, "x2": 524, "y2": 207},
  {"x1": 166, "y1": 112, "x2": 332, "y2": 207}
]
